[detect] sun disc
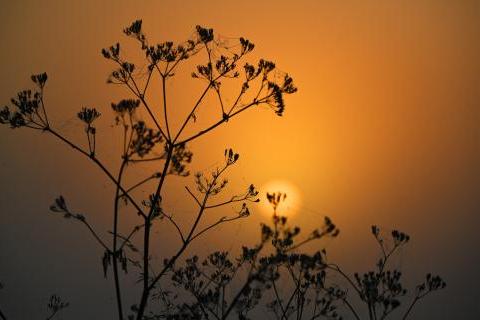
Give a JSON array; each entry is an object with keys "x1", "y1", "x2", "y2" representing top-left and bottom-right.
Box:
[{"x1": 259, "y1": 180, "x2": 302, "y2": 217}]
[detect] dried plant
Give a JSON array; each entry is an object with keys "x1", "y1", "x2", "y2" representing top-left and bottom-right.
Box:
[
  {"x1": 160, "y1": 194, "x2": 445, "y2": 320},
  {"x1": 0, "y1": 20, "x2": 445, "y2": 320},
  {"x1": 0, "y1": 20, "x2": 296, "y2": 320}
]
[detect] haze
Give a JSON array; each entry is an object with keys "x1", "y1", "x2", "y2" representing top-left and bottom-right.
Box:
[{"x1": 0, "y1": 0, "x2": 479, "y2": 318}]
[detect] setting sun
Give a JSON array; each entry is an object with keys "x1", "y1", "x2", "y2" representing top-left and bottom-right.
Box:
[
  {"x1": 1, "y1": 1, "x2": 477, "y2": 318},
  {"x1": 259, "y1": 180, "x2": 302, "y2": 217}
]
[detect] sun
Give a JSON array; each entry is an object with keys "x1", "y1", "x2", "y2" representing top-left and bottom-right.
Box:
[{"x1": 259, "y1": 180, "x2": 302, "y2": 217}]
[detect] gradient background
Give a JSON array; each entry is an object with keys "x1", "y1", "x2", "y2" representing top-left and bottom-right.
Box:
[{"x1": 0, "y1": 0, "x2": 479, "y2": 319}]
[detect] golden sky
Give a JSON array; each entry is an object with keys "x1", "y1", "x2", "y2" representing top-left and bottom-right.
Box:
[{"x1": 1, "y1": 0, "x2": 479, "y2": 318}]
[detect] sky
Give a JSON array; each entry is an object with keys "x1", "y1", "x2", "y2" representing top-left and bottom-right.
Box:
[{"x1": 0, "y1": 0, "x2": 479, "y2": 319}]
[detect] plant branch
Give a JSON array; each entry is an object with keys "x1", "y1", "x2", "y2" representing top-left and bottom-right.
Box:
[
  {"x1": 112, "y1": 159, "x2": 128, "y2": 320},
  {"x1": 185, "y1": 186, "x2": 202, "y2": 207},
  {"x1": 161, "y1": 76, "x2": 171, "y2": 140},
  {"x1": 175, "y1": 97, "x2": 264, "y2": 146},
  {"x1": 78, "y1": 218, "x2": 110, "y2": 252},
  {"x1": 326, "y1": 264, "x2": 362, "y2": 297},
  {"x1": 46, "y1": 127, "x2": 147, "y2": 219}
]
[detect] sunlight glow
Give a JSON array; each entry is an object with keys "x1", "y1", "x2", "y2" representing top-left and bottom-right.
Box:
[{"x1": 259, "y1": 180, "x2": 302, "y2": 217}]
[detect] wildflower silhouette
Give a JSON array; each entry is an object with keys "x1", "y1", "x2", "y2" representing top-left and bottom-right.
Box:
[{"x1": 0, "y1": 20, "x2": 444, "y2": 319}]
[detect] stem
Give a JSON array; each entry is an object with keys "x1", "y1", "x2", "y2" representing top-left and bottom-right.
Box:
[
  {"x1": 281, "y1": 270, "x2": 301, "y2": 320},
  {"x1": 215, "y1": 86, "x2": 225, "y2": 115},
  {"x1": 342, "y1": 298, "x2": 361, "y2": 320},
  {"x1": 136, "y1": 145, "x2": 174, "y2": 320},
  {"x1": 46, "y1": 127, "x2": 147, "y2": 219},
  {"x1": 272, "y1": 275, "x2": 287, "y2": 318},
  {"x1": 137, "y1": 214, "x2": 151, "y2": 319},
  {"x1": 118, "y1": 224, "x2": 144, "y2": 251},
  {"x1": 173, "y1": 83, "x2": 212, "y2": 143},
  {"x1": 163, "y1": 213, "x2": 185, "y2": 243},
  {"x1": 326, "y1": 264, "x2": 362, "y2": 296},
  {"x1": 129, "y1": 155, "x2": 166, "y2": 163},
  {"x1": 137, "y1": 162, "x2": 226, "y2": 318},
  {"x1": 402, "y1": 296, "x2": 420, "y2": 320},
  {"x1": 123, "y1": 173, "x2": 160, "y2": 195},
  {"x1": 176, "y1": 98, "x2": 262, "y2": 146},
  {"x1": 142, "y1": 68, "x2": 154, "y2": 97},
  {"x1": 221, "y1": 278, "x2": 252, "y2": 320},
  {"x1": 39, "y1": 92, "x2": 50, "y2": 126},
  {"x1": 78, "y1": 219, "x2": 109, "y2": 251},
  {"x1": 368, "y1": 302, "x2": 374, "y2": 320},
  {"x1": 161, "y1": 76, "x2": 171, "y2": 140},
  {"x1": 112, "y1": 159, "x2": 127, "y2": 320},
  {"x1": 185, "y1": 186, "x2": 202, "y2": 206},
  {"x1": 86, "y1": 127, "x2": 92, "y2": 154}
]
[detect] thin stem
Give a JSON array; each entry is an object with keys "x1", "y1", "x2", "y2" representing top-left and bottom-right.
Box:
[
  {"x1": 287, "y1": 231, "x2": 328, "y2": 252},
  {"x1": 326, "y1": 264, "x2": 362, "y2": 296},
  {"x1": 136, "y1": 145, "x2": 174, "y2": 320},
  {"x1": 118, "y1": 224, "x2": 144, "y2": 251},
  {"x1": 227, "y1": 84, "x2": 246, "y2": 115},
  {"x1": 281, "y1": 270, "x2": 302, "y2": 320},
  {"x1": 192, "y1": 290, "x2": 221, "y2": 320},
  {"x1": 129, "y1": 155, "x2": 166, "y2": 163},
  {"x1": 123, "y1": 173, "x2": 160, "y2": 195},
  {"x1": 39, "y1": 92, "x2": 49, "y2": 126},
  {"x1": 86, "y1": 127, "x2": 92, "y2": 154},
  {"x1": 221, "y1": 277, "x2": 252, "y2": 320},
  {"x1": 78, "y1": 219, "x2": 110, "y2": 252},
  {"x1": 204, "y1": 193, "x2": 255, "y2": 209},
  {"x1": 190, "y1": 215, "x2": 243, "y2": 242},
  {"x1": 185, "y1": 186, "x2": 202, "y2": 207},
  {"x1": 402, "y1": 296, "x2": 420, "y2": 320},
  {"x1": 176, "y1": 98, "x2": 263, "y2": 146},
  {"x1": 142, "y1": 69, "x2": 154, "y2": 97},
  {"x1": 173, "y1": 83, "x2": 212, "y2": 143},
  {"x1": 163, "y1": 213, "x2": 185, "y2": 243},
  {"x1": 141, "y1": 164, "x2": 225, "y2": 302},
  {"x1": 214, "y1": 86, "x2": 225, "y2": 115},
  {"x1": 129, "y1": 87, "x2": 169, "y2": 143},
  {"x1": 161, "y1": 76, "x2": 171, "y2": 140},
  {"x1": 272, "y1": 275, "x2": 287, "y2": 318},
  {"x1": 165, "y1": 56, "x2": 184, "y2": 76},
  {"x1": 112, "y1": 159, "x2": 128, "y2": 320},
  {"x1": 46, "y1": 127, "x2": 147, "y2": 219},
  {"x1": 113, "y1": 62, "x2": 169, "y2": 142},
  {"x1": 342, "y1": 298, "x2": 361, "y2": 320}
]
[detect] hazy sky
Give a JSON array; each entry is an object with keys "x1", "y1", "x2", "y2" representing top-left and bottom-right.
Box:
[{"x1": 1, "y1": 0, "x2": 479, "y2": 319}]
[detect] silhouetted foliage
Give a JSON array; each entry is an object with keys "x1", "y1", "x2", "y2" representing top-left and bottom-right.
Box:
[
  {"x1": 148, "y1": 195, "x2": 444, "y2": 320},
  {"x1": 0, "y1": 20, "x2": 444, "y2": 320}
]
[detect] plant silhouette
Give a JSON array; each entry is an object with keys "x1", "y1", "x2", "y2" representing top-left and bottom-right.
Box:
[{"x1": 0, "y1": 20, "x2": 444, "y2": 319}]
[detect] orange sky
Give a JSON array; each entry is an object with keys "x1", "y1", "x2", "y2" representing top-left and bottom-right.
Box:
[{"x1": 1, "y1": 1, "x2": 479, "y2": 318}]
